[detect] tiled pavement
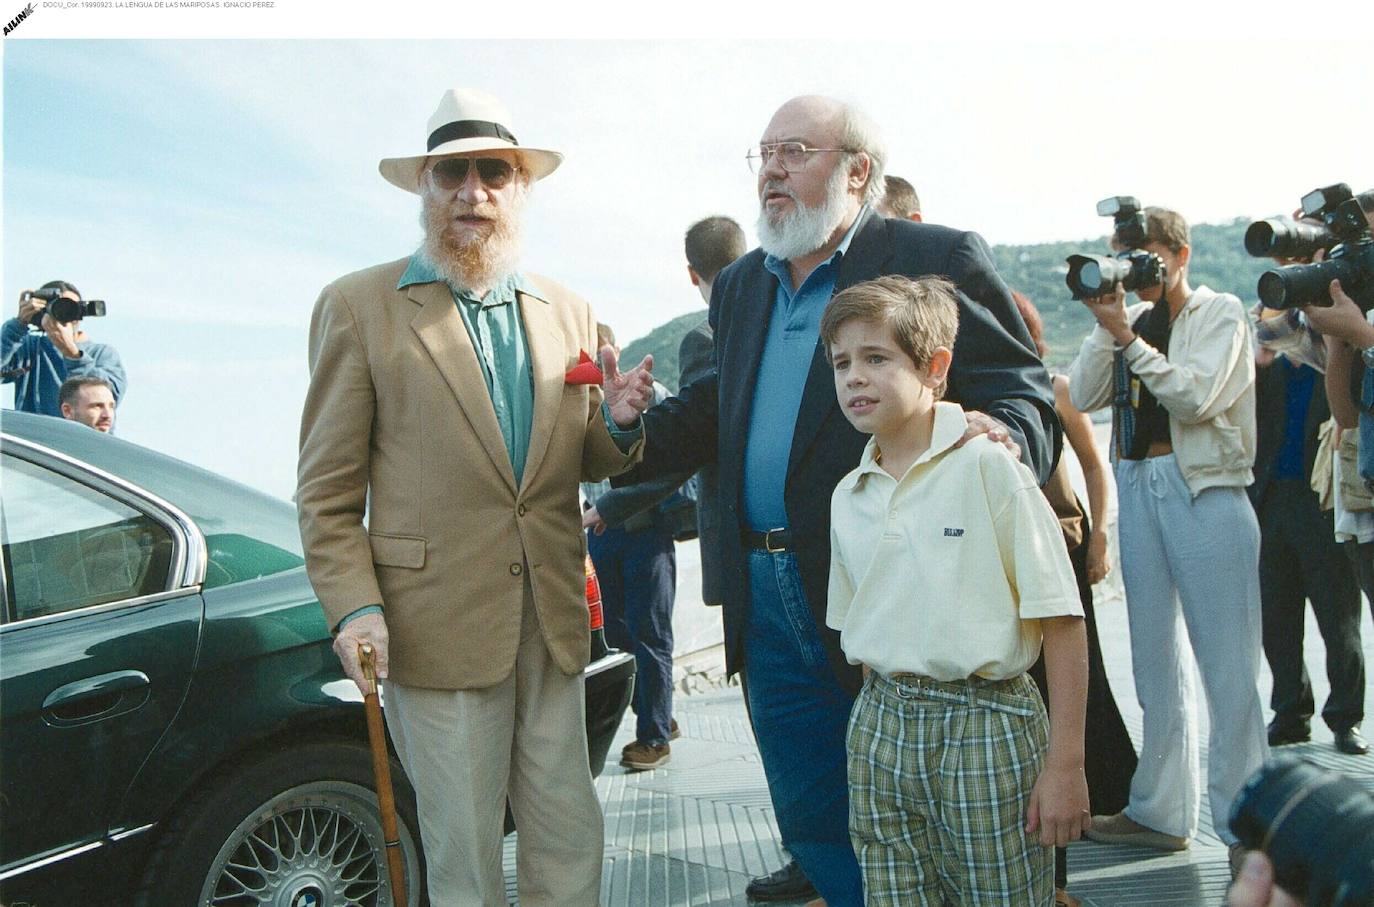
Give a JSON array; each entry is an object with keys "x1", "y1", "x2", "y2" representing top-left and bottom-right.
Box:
[{"x1": 502, "y1": 591, "x2": 1374, "y2": 906}]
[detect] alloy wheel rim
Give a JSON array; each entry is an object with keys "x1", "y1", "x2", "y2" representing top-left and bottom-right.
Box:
[{"x1": 198, "y1": 781, "x2": 411, "y2": 907}]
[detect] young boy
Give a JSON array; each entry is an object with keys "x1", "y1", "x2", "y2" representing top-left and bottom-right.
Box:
[{"x1": 820, "y1": 275, "x2": 1091, "y2": 906}]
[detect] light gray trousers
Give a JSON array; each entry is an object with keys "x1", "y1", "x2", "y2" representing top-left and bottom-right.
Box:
[
  {"x1": 385, "y1": 588, "x2": 603, "y2": 907},
  {"x1": 1115, "y1": 454, "x2": 1269, "y2": 846}
]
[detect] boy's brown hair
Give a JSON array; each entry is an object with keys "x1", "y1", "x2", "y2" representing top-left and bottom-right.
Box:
[{"x1": 820, "y1": 275, "x2": 959, "y2": 395}]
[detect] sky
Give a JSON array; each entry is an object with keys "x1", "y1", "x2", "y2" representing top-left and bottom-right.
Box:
[{"x1": 4, "y1": 21, "x2": 1373, "y2": 499}]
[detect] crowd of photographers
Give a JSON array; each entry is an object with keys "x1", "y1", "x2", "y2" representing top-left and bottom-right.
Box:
[
  {"x1": 1059, "y1": 185, "x2": 1374, "y2": 907},
  {"x1": 1, "y1": 280, "x2": 124, "y2": 433}
]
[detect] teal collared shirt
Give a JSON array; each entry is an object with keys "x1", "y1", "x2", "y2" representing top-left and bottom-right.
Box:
[{"x1": 397, "y1": 254, "x2": 536, "y2": 486}]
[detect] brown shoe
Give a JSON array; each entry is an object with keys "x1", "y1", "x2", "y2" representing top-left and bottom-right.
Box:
[
  {"x1": 670, "y1": 718, "x2": 682, "y2": 740},
  {"x1": 1055, "y1": 888, "x2": 1082, "y2": 907},
  {"x1": 620, "y1": 740, "x2": 670, "y2": 771},
  {"x1": 1083, "y1": 811, "x2": 1189, "y2": 851}
]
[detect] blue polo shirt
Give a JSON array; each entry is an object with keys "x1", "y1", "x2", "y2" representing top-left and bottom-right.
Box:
[{"x1": 742, "y1": 210, "x2": 865, "y2": 529}]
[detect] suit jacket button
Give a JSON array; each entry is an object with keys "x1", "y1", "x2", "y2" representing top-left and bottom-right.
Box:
[
  {"x1": 518, "y1": 504, "x2": 527, "y2": 516},
  {"x1": 510, "y1": 563, "x2": 523, "y2": 576}
]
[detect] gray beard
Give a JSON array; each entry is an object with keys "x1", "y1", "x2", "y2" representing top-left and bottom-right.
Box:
[{"x1": 756, "y1": 165, "x2": 853, "y2": 262}]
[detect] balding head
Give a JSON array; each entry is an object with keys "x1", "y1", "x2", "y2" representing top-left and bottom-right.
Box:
[
  {"x1": 762, "y1": 95, "x2": 886, "y2": 207},
  {"x1": 755, "y1": 96, "x2": 888, "y2": 262}
]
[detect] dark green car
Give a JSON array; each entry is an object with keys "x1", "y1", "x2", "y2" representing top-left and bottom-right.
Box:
[{"x1": 0, "y1": 411, "x2": 636, "y2": 906}]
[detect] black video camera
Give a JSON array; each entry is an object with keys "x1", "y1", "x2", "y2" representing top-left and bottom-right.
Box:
[
  {"x1": 1230, "y1": 756, "x2": 1374, "y2": 906},
  {"x1": 1254, "y1": 184, "x2": 1374, "y2": 310},
  {"x1": 22, "y1": 287, "x2": 107, "y2": 328},
  {"x1": 1065, "y1": 196, "x2": 1167, "y2": 300}
]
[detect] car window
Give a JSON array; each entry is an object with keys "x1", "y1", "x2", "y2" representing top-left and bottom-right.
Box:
[{"x1": 1, "y1": 455, "x2": 174, "y2": 622}]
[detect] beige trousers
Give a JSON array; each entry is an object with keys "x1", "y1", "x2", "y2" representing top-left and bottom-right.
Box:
[{"x1": 385, "y1": 588, "x2": 604, "y2": 907}]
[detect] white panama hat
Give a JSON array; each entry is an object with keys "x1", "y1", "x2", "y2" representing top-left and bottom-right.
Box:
[{"x1": 378, "y1": 88, "x2": 563, "y2": 194}]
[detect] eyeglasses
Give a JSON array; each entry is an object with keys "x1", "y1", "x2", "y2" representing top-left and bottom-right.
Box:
[
  {"x1": 427, "y1": 157, "x2": 518, "y2": 191},
  {"x1": 745, "y1": 142, "x2": 852, "y2": 174}
]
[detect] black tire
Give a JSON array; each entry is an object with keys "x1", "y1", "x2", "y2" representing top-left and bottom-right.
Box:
[{"x1": 136, "y1": 740, "x2": 427, "y2": 907}]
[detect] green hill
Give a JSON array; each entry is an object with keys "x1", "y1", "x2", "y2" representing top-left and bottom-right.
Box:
[
  {"x1": 621, "y1": 310, "x2": 708, "y2": 395},
  {"x1": 623, "y1": 217, "x2": 1270, "y2": 379}
]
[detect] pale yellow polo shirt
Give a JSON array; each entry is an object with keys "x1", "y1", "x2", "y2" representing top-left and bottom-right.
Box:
[{"x1": 826, "y1": 401, "x2": 1082, "y2": 681}]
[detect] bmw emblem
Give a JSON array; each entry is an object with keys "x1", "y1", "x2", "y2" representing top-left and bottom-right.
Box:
[{"x1": 292, "y1": 892, "x2": 320, "y2": 907}]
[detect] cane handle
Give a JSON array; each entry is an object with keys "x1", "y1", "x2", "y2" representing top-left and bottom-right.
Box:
[{"x1": 358, "y1": 642, "x2": 378, "y2": 693}]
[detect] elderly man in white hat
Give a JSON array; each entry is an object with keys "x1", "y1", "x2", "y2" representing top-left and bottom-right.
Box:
[{"x1": 297, "y1": 88, "x2": 655, "y2": 906}]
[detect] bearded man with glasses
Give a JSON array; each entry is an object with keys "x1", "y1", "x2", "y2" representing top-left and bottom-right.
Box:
[
  {"x1": 297, "y1": 88, "x2": 653, "y2": 907},
  {"x1": 623, "y1": 95, "x2": 1060, "y2": 905}
]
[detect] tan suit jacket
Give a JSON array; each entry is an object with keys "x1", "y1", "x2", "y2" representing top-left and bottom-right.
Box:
[{"x1": 297, "y1": 257, "x2": 640, "y2": 689}]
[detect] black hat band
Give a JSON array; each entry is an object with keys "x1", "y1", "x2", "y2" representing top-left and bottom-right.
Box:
[{"x1": 427, "y1": 120, "x2": 518, "y2": 152}]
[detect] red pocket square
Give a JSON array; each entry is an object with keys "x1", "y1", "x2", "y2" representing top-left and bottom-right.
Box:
[{"x1": 564, "y1": 350, "x2": 604, "y2": 385}]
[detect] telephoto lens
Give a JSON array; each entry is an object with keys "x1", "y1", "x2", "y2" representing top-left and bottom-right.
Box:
[
  {"x1": 1245, "y1": 217, "x2": 1337, "y2": 260},
  {"x1": 1230, "y1": 756, "x2": 1374, "y2": 906},
  {"x1": 1066, "y1": 254, "x2": 1128, "y2": 299}
]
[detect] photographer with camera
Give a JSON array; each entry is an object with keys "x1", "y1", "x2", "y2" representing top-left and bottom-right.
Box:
[
  {"x1": 1068, "y1": 203, "x2": 1268, "y2": 876},
  {"x1": 1, "y1": 280, "x2": 125, "y2": 418},
  {"x1": 1244, "y1": 188, "x2": 1373, "y2": 758},
  {"x1": 1294, "y1": 191, "x2": 1374, "y2": 633}
]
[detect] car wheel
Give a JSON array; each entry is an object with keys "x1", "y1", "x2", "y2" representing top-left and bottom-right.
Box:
[{"x1": 136, "y1": 740, "x2": 427, "y2": 907}]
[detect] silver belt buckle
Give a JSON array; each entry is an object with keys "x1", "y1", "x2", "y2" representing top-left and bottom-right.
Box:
[{"x1": 764, "y1": 528, "x2": 786, "y2": 553}]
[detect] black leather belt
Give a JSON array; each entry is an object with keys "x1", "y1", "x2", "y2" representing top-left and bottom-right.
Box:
[{"x1": 743, "y1": 528, "x2": 794, "y2": 552}]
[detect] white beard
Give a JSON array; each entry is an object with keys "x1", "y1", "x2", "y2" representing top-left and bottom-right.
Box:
[
  {"x1": 756, "y1": 162, "x2": 853, "y2": 262},
  {"x1": 418, "y1": 190, "x2": 526, "y2": 292}
]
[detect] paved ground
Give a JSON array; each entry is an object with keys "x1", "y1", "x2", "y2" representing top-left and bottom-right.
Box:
[{"x1": 499, "y1": 590, "x2": 1374, "y2": 906}]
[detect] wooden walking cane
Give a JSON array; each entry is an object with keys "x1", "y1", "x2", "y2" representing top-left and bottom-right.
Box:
[{"x1": 359, "y1": 642, "x2": 408, "y2": 906}]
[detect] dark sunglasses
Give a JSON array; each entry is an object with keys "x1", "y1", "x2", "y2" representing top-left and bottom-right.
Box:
[{"x1": 428, "y1": 157, "x2": 517, "y2": 191}]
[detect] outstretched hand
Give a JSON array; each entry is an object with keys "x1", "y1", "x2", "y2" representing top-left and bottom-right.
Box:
[{"x1": 601, "y1": 345, "x2": 655, "y2": 427}]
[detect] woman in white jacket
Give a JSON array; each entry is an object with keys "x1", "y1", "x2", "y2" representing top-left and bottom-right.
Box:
[{"x1": 1069, "y1": 207, "x2": 1267, "y2": 876}]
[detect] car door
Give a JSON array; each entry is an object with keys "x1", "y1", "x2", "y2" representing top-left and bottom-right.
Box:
[{"x1": 0, "y1": 442, "x2": 205, "y2": 887}]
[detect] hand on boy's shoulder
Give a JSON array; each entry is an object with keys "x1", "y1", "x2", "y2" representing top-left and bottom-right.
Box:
[{"x1": 953, "y1": 410, "x2": 1021, "y2": 461}]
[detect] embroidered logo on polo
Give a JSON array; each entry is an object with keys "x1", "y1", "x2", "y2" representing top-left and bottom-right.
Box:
[{"x1": 943, "y1": 527, "x2": 965, "y2": 538}]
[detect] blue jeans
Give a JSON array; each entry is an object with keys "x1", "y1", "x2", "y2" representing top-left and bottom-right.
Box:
[
  {"x1": 588, "y1": 524, "x2": 675, "y2": 745},
  {"x1": 745, "y1": 550, "x2": 863, "y2": 907}
]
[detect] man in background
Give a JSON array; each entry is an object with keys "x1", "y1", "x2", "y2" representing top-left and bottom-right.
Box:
[
  {"x1": 58, "y1": 376, "x2": 116, "y2": 433},
  {"x1": 875, "y1": 174, "x2": 922, "y2": 222},
  {"x1": 583, "y1": 321, "x2": 690, "y2": 771},
  {"x1": 681, "y1": 215, "x2": 746, "y2": 608}
]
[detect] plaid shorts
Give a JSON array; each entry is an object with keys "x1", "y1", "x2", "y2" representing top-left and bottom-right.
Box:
[{"x1": 846, "y1": 671, "x2": 1053, "y2": 906}]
